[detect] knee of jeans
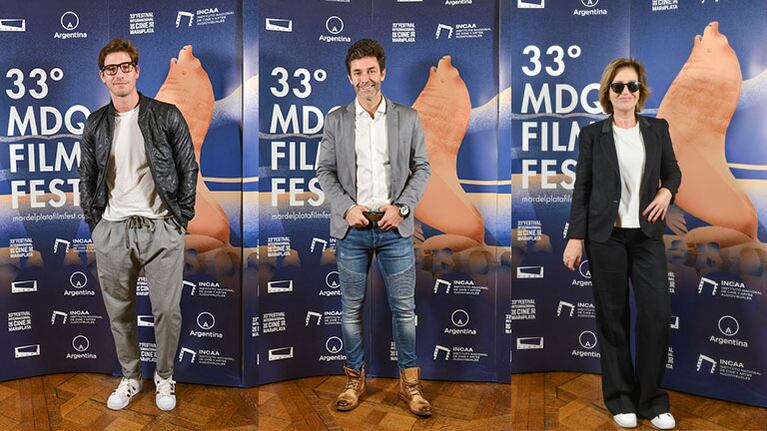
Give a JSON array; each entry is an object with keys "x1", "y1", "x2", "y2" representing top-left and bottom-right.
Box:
[
  {"x1": 342, "y1": 305, "x2": 364, "y2": 324},
  {"x1": 386, "y1": 264, "x2": 415, "y2": 310},
  {"x1": 338, "y1": 261, "x2": 367, "y2": 297},
  {"x1": 392, "y1": 308, "x2": 415, "y2": 323}
]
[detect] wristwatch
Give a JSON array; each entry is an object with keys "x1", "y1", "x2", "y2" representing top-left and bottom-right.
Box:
[{"x1": 395, "y1": 203, "x2": 410, "y2": 218}]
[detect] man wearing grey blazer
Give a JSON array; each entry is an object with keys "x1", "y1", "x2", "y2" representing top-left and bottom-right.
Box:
[{"x1": 316, "y1": 39, "x2": 432, "y2": 417}]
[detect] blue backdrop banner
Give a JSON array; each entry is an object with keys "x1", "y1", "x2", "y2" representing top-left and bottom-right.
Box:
[
  {"x1": 1, "y1": 0, "x2": 244, "y2": 386},
  {"x1": 510, "y1": 0, "x2": 767, "y2": 408},
  {"x1": 1, "y1": 0, "x2": 511, "y2": 388},
  {"x1": 255, "y1": 0, "x2": 511, "y2": 385}
]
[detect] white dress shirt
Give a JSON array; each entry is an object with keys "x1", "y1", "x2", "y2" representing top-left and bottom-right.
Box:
[
  {"x1": 613, "y1": 123, "x2": 645, "y2": 228},
  {"x1": 354, "y1": 97, "x2": 391, "y2": 210}
]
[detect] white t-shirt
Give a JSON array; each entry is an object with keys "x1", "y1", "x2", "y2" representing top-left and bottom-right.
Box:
[
  {"x1": 613, "y1": 123, "x2": 645, "y2": 228},
  {"x1": 102, "y1": 106, "x2": 169, "y2": 221}
]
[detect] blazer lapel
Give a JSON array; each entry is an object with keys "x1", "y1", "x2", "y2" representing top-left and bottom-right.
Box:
[
  {"x1": 385, "y1": 98, "x2": 399, "y2": 195},
  {"x1": 600, "y1": 117, "x2": 619, "y2": 175},
  {"x1": 638, "y1": 115, "x2": 659, "y2": 192},
  {"x1": 341, "y1": 101, "x2": 357, "y2": 198}
]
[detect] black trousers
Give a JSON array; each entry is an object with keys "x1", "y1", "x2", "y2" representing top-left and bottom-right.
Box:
[{"x1": 586, "y1": 227, "x2": 672, "y2": 418}]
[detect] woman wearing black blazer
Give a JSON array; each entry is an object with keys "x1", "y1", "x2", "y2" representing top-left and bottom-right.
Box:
[{"x1": 563, "y1": 58, "x2": 681, "y2": 430}]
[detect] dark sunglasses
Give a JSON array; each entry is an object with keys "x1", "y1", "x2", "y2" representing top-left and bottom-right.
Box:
[
  {"x1": 100, "y1": 61, "x2": 136, "y2": 76},
  {"x1": 610, "y1": 81, "x2": 641, "y2": 93}
]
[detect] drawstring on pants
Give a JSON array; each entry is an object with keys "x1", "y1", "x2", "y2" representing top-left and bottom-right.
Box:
[{"x1": 125, "y1": 216, "x2": 155, "y2": 249}]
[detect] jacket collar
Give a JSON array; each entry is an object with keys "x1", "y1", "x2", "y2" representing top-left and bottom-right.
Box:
[
  {"x1": 601, "y1": 114, "x2": 650, "y2": 133},
  {"x1": 107, "y1": 91, "x2": 148, "y2": 117},
  {"x1": 344, "y1": 95, "x2": 395, "y2": 117}
]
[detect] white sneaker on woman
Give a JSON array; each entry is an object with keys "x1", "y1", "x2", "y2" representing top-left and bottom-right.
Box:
[
  {"x1": 651, "y1": 413, "x2": 676, "y2": 429},
  {"x1": 107, "y1": 377, "x2": 142, "y2": 410},
  {"x1": 613, "y1": 413, "x2": 637, "y2": 428},
  {"x1": 154, "y1": 371, "x2": 177, "y2": 411}
]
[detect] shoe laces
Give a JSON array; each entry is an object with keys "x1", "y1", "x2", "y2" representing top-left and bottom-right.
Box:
[
  {"x1": 115, "y1": 377, "x2": 138, "y2": 397},
  {"x1": 345, "y1": 375, "x2": 362, "y2": 391},
  {"x1": 156, "y1": 376, "x2": 176, "y2": 397},
  {"x1": 404, "y1": 380, "x2": 424, "y2": 397}
]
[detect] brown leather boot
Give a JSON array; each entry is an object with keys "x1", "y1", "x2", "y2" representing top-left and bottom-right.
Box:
[
  {"x1": 399, "y1": 367, "x2": 432, "y2": 417},
  {"x1": 335, "y1": 364, "x2": 366, "y2": 411}
]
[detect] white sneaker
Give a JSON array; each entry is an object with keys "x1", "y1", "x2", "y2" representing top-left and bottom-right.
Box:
[
  {"x1": 613, "y1": 413, "x2": 637, "y2": 428},
  {"x1": 651, "y1": 413, "x2": 676, "y2": 430},
  {"x1": 107, "y1": 377, "x2": 142, "y2": 410},
  {"x1": 154, "y1": 371, "x2": 177, "y2": 411}
]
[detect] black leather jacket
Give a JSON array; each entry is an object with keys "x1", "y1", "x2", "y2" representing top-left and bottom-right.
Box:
[{"x1": 78, "y1": 93, "x2": 198, "y2": 231}]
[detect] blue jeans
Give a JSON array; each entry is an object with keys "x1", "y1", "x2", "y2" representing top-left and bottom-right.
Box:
[{"x1": 336, "y1": 225, "x2": 417, "y2": 371}]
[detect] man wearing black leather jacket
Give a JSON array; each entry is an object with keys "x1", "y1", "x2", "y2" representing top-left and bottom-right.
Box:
[{"x1": 78, "y1": 38, "x2": 198, "y2": 412}]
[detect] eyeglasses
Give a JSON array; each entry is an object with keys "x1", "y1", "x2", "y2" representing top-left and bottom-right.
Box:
[
  {"x1": 101, "y1": 62, "x2": 136, "y2": 76},
  {"x1": 610, "y1": 81, "x2": 641, "y2": 94}
]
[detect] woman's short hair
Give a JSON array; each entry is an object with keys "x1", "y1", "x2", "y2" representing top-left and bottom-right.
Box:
[{"x1": 599, "y1": 58, "x2": 650, "y2": 114}]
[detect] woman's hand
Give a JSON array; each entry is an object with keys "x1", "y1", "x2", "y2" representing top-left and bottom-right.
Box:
[
  {"x1": 643, "y1": 188, "x2": 673, "y2": 223},
  {"x1": 563, "y1": 239, "x2": 583, "y2": 271}
]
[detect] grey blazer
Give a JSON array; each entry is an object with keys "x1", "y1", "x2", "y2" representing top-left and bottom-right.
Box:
[{"x1": 316, "y1": 97, "x2": 431, "y2": 239}]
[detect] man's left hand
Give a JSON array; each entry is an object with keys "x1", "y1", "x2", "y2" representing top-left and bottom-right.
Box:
[{"x1": 378, "y1": 204, "x2": 404, "y2": 231}]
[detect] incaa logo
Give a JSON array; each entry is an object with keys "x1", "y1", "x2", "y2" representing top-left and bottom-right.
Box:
[
  {"x1": 696, "y1": 354, "x2": 716, "y2": 373},
  {"x1": 517, "y1": 0, "x2": 544, "y2": 7},
  {"x1": 698, "y1": 277, "x2": 718, "y2": 295},
  {"x1": 581, "y1": 0, "x2": 599, "y2": 6},
  {"x1": 434, "y1": 278, "x2": 451, "y2": 294}
]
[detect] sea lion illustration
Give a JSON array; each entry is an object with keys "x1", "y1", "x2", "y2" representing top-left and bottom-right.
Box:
[
  {"x1": 155, "y1": 46, "x2": 230, "y2": 252},
  {"x1": 412, "y1": 56, "x2": 484, "y2": 244},
  {"x1": 657, "y1": 22, "x2": 757, "y2": 243}
]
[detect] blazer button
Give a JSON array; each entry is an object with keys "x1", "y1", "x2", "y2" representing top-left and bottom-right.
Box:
[{"x1": 612, "y1": 200, "x2": 618, "y2": 204}]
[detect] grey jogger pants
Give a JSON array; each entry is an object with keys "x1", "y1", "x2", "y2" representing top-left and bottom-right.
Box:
[{"x1": 92, "y1": 216, "x2": 185, "y2": 379}]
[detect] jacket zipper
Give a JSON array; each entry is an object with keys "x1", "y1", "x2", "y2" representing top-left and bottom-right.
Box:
[{"x1": 95, "y1": 113, "x2": 114, "y2": 207}]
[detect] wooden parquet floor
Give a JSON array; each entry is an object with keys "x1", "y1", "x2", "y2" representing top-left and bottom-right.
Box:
[
  {"x1": 511, "y1": 372, "x2": 767, "y2": 430},
  {"x1": 4, "y1": 372, "x2": 763, "y2": 430},
  {"x1": 258, "y1": 374, "x2": 511, "y2": 431},
  {"x1": 0, "y1": 373, "x2": 258, "y2": 430},
  {"x1": 0, "y1": 373, "x2": 510, "y2": 431}
]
